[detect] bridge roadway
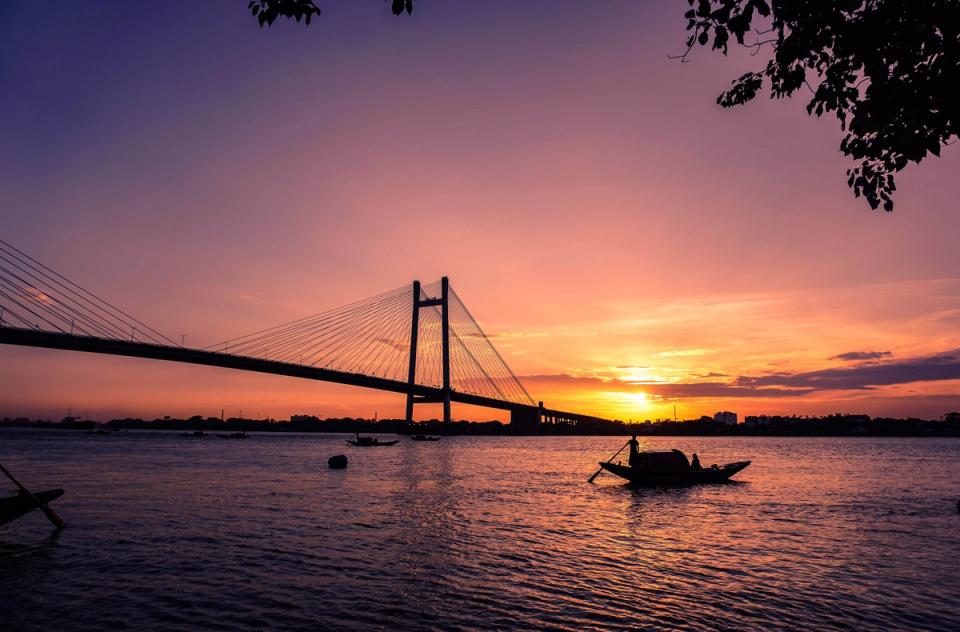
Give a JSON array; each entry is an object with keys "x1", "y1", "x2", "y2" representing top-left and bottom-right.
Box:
[{"x1": 0, "y1": 327, "x2": 608, "y2": 427}]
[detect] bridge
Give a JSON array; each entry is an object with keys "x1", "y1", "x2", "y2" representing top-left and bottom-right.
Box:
[{"x1": 0, "y1": 240, "x2": 610, "y2": 431}]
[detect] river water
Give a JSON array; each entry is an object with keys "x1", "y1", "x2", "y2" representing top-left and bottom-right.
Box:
[{"x1": 1, "y1": 430, "x2": 958, "y2": 631}]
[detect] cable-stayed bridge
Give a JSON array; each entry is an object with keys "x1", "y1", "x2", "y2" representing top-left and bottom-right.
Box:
[{"x1": 0, "y1": 240, "x2": 606, "y2": 430}]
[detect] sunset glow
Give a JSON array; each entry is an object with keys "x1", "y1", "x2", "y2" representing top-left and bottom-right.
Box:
[{"x1": 1, "y1": 2, "x2": 959, "y2": 422}]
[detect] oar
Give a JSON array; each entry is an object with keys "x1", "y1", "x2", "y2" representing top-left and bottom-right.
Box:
[
  {"x1": 588, "y1": 440, "x2": 630, "y2": 483},
  {"x1": 0, "y1": 463, "x2": 65, "y2": 530}
]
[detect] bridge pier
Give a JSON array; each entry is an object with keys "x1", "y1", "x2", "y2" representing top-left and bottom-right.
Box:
[
  {"x1": 405, "y1": 277, "x2": 452, "y2": 424},
  {"x1": 510, "y1": 402, "x2": 542, "y2": 434}
]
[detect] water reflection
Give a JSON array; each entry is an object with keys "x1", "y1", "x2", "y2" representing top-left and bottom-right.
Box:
[
  {"x1": 0, "y1": 431, "x2": 958, "y2": 631},
  {"x1": 0, "y1": 525, "x2": 62, "y2": 559}
]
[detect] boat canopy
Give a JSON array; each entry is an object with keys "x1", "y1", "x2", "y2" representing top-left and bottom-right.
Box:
[{"x1": 633, "y1": 450, "x2": 690, "y2": 472}]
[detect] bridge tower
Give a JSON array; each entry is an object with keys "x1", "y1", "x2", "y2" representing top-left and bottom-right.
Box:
[{"x1": 405, "y1": 277, "x2": 452, "y2": 423}]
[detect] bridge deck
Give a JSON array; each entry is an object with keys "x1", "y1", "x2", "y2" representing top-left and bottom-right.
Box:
[{"x1": 0, "y1": 327, "x2": 535, "y2": 414}]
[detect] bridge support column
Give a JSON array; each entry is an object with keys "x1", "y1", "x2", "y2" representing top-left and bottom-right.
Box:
[
  {"x1": 441, "y1": 276, "x2": 451, "y2": 423},
  {"x1": 405, "y1": 280, "x2": 421, "y2": 423},
  {"x1": 405, "y1": 277, "x2": 452, "y2": 424},
  {"x1": 510, "y1": 403, "x2": 542, "y2": 434}
]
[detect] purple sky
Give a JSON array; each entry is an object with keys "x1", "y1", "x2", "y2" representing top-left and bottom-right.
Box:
[{"x1": 1, "y1": 1, "x2": 958, "y2": 421}]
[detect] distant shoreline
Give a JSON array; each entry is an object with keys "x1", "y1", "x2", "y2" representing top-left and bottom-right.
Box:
[{"x1": 3, "y1": 414, "x2": 959, "y2": 438}]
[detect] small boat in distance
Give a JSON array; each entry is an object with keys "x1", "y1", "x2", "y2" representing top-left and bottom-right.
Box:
[
  {"x1": 0, "y1": 488, "x2": 64, "y2": 528},
  {"x1": 180, "y1": 430, "x2": 207, "y2": 438},
  {"x1": 410, "y1": 434, "x2": 440, "y2": 442},
  {"x1": 216, "y1": 432, "x2": 248, "y2": 439},
  {"x1": 347, "y1": 434, "x2": 398, "y2": 447},
  {"x1": 598, "y1": 449, "x2": 750, "y2": 485}
]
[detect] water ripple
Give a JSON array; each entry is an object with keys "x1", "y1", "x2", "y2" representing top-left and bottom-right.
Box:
[{"x1": 1, "y1": 431, "x2": 959, "y2": 630}]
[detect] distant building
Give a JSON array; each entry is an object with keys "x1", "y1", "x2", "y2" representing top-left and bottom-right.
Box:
[
  {"x1": 714, "y1": 411, "x2": 738, "y2": 425},
  {"x1": 745, "y1": 415, "x2": 771, "y2": 427}
]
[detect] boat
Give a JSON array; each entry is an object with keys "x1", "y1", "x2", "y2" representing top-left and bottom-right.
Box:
[
  {"x1": 599, "y1": 450, "x2": 750, "y2": 485},
  {"x1": 180, "y1": 430, "x2": 207, "y2": 437},
  {"x1": 347, "y1": 434, "x2": 398, "y2": 447},
  {"x1": 0, "y1": 489, "x2": 64, "y2": 528},
  {"x1": 410, "y1": 434, "x2": 440, "y2": 441},
  {"x1": 216, "y1": 432, "x2": 248, "y2": 439}
]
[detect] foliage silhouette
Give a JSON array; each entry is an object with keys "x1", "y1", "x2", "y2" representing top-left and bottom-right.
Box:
[
  {"x1": 249, "y1": 0, "x2": 958, "y2": 212},
  {"x1": 680, "y1": 0, "x2": 959, "y2": 212},
  {"x1": 247, "y1": 0, "x2": 410, "y2": 26}
]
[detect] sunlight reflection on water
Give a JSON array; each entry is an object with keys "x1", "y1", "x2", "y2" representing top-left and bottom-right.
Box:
[{"x1": 1, "y1": 430, "x2": 958, "y2": 630}]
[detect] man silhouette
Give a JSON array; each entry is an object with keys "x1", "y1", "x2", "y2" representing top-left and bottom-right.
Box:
[{"x1": 628, "y1": 435, "x2": 640, "y2": 467}]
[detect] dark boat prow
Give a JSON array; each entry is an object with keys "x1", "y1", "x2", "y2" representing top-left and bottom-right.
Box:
[{"x1": 0, "y1": 489, "x2": 65, "y2": 527}]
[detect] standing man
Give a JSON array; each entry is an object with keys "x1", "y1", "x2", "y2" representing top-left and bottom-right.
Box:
[{"x1": 628, "y1": 435, "x2": 641, "y2": 467}]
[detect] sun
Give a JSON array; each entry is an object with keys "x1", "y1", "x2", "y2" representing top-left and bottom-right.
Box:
[{"x1": 619, "y1": 391, "x2": 650, "y2": 408}]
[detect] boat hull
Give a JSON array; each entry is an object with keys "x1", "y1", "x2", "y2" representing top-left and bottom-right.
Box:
[
  {"x1": 599, "y1": 461, "x2": 751, "y2": 485},
  {"x1": 0, "y1": 489, "x2": 64, "y2": 527}
]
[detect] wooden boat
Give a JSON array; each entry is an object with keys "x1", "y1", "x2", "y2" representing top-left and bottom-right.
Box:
[
  {"x1": 410, "y1": 434, "x2": 440, "y2": 441},
  {"x1": 599, "y1": 459, "x2": 751, "y2": 485},
  {"x1": 0, "y1": 489, "x2": 64, "y2": 527},
  {"x1": 347, "y1": 435, "x2": 398, "y2": 447}
]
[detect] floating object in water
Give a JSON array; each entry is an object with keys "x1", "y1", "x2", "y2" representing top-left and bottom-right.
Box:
[
  {"x1": 0, "y1": 463, "x2": 65, "y2": 530},
  {"x1": 347, "y1": 434, "x2": 398, "y2": 447},
  {"x1": 216, "y1": 432, "x2": 248, "y2": 439},
  {"x1": 180, "y1": 431, "x2": 207, "y2": 437},
  {"x1": 597, "y1": 450, "x2": 751, "y2": 485},
  {"x1": 0, "y1": 489, "x2": 64, "y2": 528},
  {"x1": 328, "y1": 455, "x2": 348, "y2": 469},
  {"x1": 410, "y1": 434, "x2": 440, "y2": 442}
]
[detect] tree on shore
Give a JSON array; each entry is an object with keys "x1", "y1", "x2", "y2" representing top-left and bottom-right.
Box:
[{"x1": 248, "y1": 0, "x2": 958, "y2": 212}]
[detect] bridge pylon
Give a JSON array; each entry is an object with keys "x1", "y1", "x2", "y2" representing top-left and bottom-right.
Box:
[{"x1": 405, "y1": 276, "x2": 452, "y2": 423}]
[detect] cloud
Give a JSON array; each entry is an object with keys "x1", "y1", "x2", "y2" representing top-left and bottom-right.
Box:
[
  {"x1": 829, "y1": 350, "x2": 892, "y2": 362},
  {"x1": 484, "y1": 331, "x2": 549, "y2": 339},
  {"x1": 520, "y1": 349, "x2": 960, "y2": 400},
  {"x1": 24, "y1": 286, "x2": 54, "y2": 305},
  {"x1": 737, "y1": 351, "x2": 960, "y2": 391},
  {"x1": 653, "y1": 348, "x2": 714, "y2": 358},
  {"x1": 519, "y1": 373, "x2": 811, "y2": 398}
]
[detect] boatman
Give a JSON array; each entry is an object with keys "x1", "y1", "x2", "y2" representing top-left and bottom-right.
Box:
[{"x1": 628, "y1": 435, "x2": 641, "y2": 467}]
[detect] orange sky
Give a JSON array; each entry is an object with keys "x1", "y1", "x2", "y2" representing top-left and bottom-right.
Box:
[{"x1": 1, "y1": 2, "x2": 959, "y2": 422}]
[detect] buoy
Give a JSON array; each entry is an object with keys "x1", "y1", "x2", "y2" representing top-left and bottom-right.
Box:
[{"x1": 328, "y1": 454, "x2": 348, "y2": 469}]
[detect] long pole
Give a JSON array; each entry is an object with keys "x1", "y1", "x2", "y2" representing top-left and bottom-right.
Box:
[
  {"x1": 0, "y1": 463, "x2": 65, "y2": 530},
  {"x1": 587, "y1": 440, "x2": 630, "y2": 483}
]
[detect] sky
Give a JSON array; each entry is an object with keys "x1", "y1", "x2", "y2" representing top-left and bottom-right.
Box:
[{"x1": 1, "y1": 1, "x2": 959, "y2": 422}]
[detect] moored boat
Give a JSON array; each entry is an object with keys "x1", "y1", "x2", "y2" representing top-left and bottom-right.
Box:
[
  {"x1": 216, "y1": 432, "x2": 248, "y2": 439},
  {"x1": 347, "y1": 434, "x2": 398, "y2": 447}
]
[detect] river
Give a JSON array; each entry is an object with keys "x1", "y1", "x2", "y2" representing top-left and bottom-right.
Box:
[{"x1": 1, "y1": 430, "x2": 958, "y2": 630}]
